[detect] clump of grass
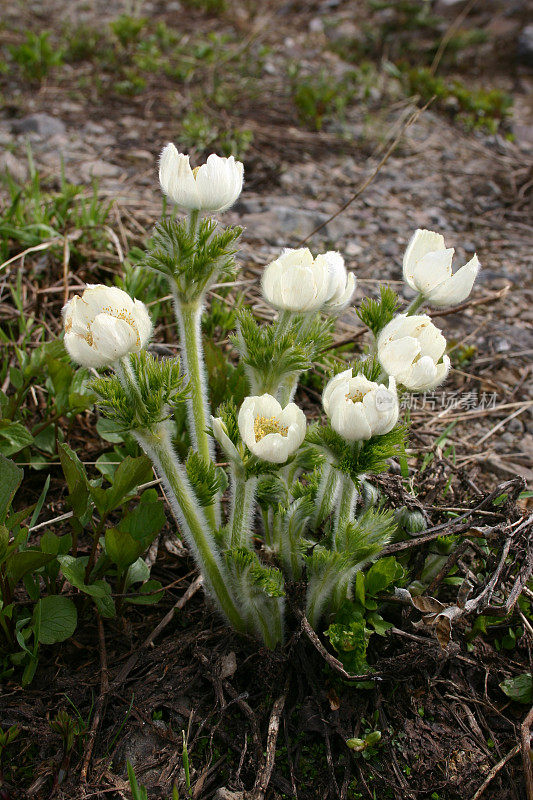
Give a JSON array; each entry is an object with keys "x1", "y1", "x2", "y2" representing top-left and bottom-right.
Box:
[
  {"x1": 8, "y1": 31, "x2": 63, "y2": 84},
  {"x1": 406, "y1": 67, "x2": 512, "y2": 133},
  {"x1": 288, "y1": 66, "x2": 356, "y2": 131}
]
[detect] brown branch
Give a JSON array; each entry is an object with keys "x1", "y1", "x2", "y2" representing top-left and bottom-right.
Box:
[
  {"x1": 80, "y1": 616, "x2": 109, "y2": 783},
  {"x1": 299, "y1": 613, "x2": 383, "y2": 682},
  {"x1": 110, "y1": 576, "x2": 203, "y2": 690},
  {"x1": 469, "y1": 743, "x2": 520, "y2": 800},
  {"x1": 296, "y1": 102, "x2": 431, "y2": 246},
  {"x1": 251, "y1": 675, "x2": 290, "y2": 800},
  {"x1": 521, "y1": 706, "x2": 533, "y2": 800}
]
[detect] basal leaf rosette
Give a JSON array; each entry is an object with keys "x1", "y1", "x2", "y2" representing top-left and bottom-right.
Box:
[
  {"x1": 62, "y1": 285, "x2": 152, "y2": 369},
  {"x1": 377, "y1": 314, "x2": 450, "y2": 392},
  {"x1": 403, "y1": 228, "x2": 480, "y2": 308},
  {"x1": 261, "y1": 248, "x2": 355, "y2": 313},
  {"x1": 159, "y1": 143, "x2": 244, "y2": 213},
  {"x1": 323, "y1": 370, "x2": 399, "y2": 441},
  {"x1": 238, "y1": 394, "x2": 306, "y2": 464}
]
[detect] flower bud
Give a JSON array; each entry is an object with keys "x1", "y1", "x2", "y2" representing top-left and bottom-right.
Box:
[
  {"x1": 62, "y1": 284, "x2": 152, "y2": 368},
  {"x1": 238, "y1": 394, "x2": 306, "y2": 464},
  {"x1": 261, "y1": 248, "x2": 355, "y2": 313},
  {"x1": 211, "y1": 416, "x2": 241, "y2": 463},
  {"x1": 403, "y1": 228, "x2": 480, "y2": 308},
  {"x1": 377, "y1": 314, "x2": 450, "y2": 391},
  {"x1": 322, "y1": 370, "x2": 399, "y2": 442},
  {"x1": 159, "y1": 144, "x2": 244, "y2": 213}
]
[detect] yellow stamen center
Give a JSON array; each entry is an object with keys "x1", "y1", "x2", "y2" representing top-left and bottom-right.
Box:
[
  {"x1": 192, "y1": 166, "x2": 201, "y2": 179},
  {"x1": 346, "y1": 390, "x2": 368, "y2": 404},
  {"x1": 102, "y1": 306, "x2": 141, "y2": 346},
  {"x1": 254, "y1": 415, "x2": 288, "y2": 442}
]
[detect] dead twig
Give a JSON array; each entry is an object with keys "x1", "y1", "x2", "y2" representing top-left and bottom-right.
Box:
[
  {"x1": 522, "y1": 706, "x2": 533, "y2": 800},
  {"x1": 110, "y1": 575, "x2": 203, "y2": 690},
  {"x1": 80, "y1": 616, "x2": 109, "y2": 783},
  {"x1": 469, "y1": 743, "x2": 520, "y2": 800},
  {"x1": 299, "y1": 613, "x2": 383, "y2": 682},
  {"x1": 251, "y1": 675, "x2": 290, "y2": 800},
  {"x1": 297, "y1": 102, "x2": 431, "y2": 245}
]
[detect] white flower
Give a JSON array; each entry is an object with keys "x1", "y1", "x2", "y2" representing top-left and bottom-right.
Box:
[
  {"x1": 323, "y1": 370, "x2": 399, "y2": 441},
  {"x1": 378, "y1": 314, "x2": 450, "y2": 391},
  {"x1": 159, "y1": 144, "x2": 244, "y2": 213},
  {"x1": 403, "y1": 229, "x2": 480, "y2": 307},
  {"x1": 261, "y1": 248, "x2": 355, "y2": 313},
  {"x1": 238, "y1": 394, "x2": 306, "y2": 463},
  {"x1": 62, "y1": 285, "x2": 152, "y2": 368},
  {"x1": 211, "y1": 416, "x2": 240, "y2": 463}
]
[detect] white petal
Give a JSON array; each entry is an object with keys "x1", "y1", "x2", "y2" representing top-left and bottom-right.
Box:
[
  {"x1": 159, "y1": 144, "x2": 201, "y2": 209},
  {"x1": 327, "y1": 271, "x2": 356, "y2": 311},
  {"x1": 416, "y1": 320, "x2": 447, "y2": 362},
  {"x1": 132, "y1": 299, "x2": 153, "y2": 346},
  {"x1": 278, "y1": 248, "x2": 314, "y2": 268},
  {"x1": 91, "y1": 314, "x2": 140, "y2": 362},
  {"x1": 427, "y1": 254, "x2": 480, "y2": 307},
  {"x1": 378, "y1": 336, "x2": 420, "y2": 376},
  {"x1": 251, "y1": 433, "x2": 290, "y2": 464},
  {"x1": 322, "y1": 369, "x2": 352, "y2": 414},
  {"x1": 195, "y1": 154, "x2": 243, "y2": 212},
  {"x1": 410, "y1": 248, "x2": 454, "y2": 295},
  {"x1": 280, "y1": 265, "x2": 322, "y2": 311},
  {"x1": 403, "y1": 229, "x2": 446, "y2": 289},
  {"x1": 261, "y1": 259, "x2": 285, "y2": 307},
  {"x1": 331, "y1": 401, "x2": 372, "y2": 441},
  {"x1": 323, "y1": 251, "x2": 347, "y2": 301},
  {"x1": 211, "y1": 416, "x2": 240, "y2": 461},
  {"x1": 64, "y1": 332, "x2": 104, "y2": 368}
]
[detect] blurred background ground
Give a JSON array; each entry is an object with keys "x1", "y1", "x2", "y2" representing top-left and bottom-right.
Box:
[{"x1": 0, "y1": 1, "x2": 532, "y2": 798}]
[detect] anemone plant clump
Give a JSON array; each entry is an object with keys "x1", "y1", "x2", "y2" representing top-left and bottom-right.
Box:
[{"x1": 60, "y1": 144, "x2": 481, "y2": 651}]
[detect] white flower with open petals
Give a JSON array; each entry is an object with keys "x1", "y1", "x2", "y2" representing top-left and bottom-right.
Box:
[
  {"x1": 62, "y1": 285, "x2": 152, "y2": 369},
  {"x1": 238, "y1": 394, "x2": 306, "y2": 463},
  {"x1": 159, "y1": 144, "x2": 244, "y2": 213},
  {"x1": 403, "y1": 229, "x2": 480, "y2": 308},
  {"x1": 378, "y1": 314, "x2": 450, "y2": 391},
  {"x1": 323, "y1": 370, "x2": 399, "y2": 441},
  {"x1": 261, "y1": 248, "x2": 355, "y2": 313}
]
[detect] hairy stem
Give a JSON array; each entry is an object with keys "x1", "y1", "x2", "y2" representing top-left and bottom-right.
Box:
[
  {"x1": 405, "y1": 291, "x2": 425, "y2": 316},
  {"x1": 173, "y1": 298, "x2": 218, "y2": 530},
  {"x1": 229, "y1": 467, "x2": 257, "y2": 549},
  {"x1": 311, "y1": 462, "x2": 339, "y2": 531},
  {"x1": 135, "y1": 424, "x2": 244, "y2": 632},
  {"x1": 334, "y1": 472, "x2": 358, "y2": 550}
]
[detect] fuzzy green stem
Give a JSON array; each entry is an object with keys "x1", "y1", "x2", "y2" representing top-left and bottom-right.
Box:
[
  {"x1": 405, "y1": 292, "x2": 425, "y2": 316},
  {"x1": 229, "y1": 467, "x2": 257, "y2": 549},
  {"x1": 311, "y1": 462, "x2": 339, "y2": 531},
  {"x1": 135, "y1": 424, "x2": 244, "y2": 632},
  {"x1": 334, "y1": 472, "x2": 358, "y2": 550},
  {"x1": 174, "y1": 298, "x2": 218, "y2": 530}
]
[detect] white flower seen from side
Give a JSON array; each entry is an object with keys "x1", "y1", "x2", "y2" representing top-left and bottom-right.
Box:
[
  {"x1": 159, "y1": 143, "x2": 244, "y2": 213},
  {"x1": 403, "y1": 228, "x2": 480, "y2": 308},
  {"x1": 377, "y1": 314, "x2": 451, "y2": 391},
  {"x1": 323, "y1": 370, "x2": 399, "y2": 442},
  {"x1": 211, "y1": 416, "x2": 241, "y2": 463},
  {"x1": 238, "y1": 394, "x2": 306, "y2": 464},
  {"x1": 261, "y1": 248, "x2": 355, "y2": 313},
  {"x1": 62, "y1": 284, "x2": 152, "y2": 369}
]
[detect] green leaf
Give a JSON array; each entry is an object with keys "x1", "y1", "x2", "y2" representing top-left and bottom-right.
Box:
[
  {"x1": 126, "y1": 579, "x2": 164, "y2": 605},
  {"x1": 500, "y1": 673, "x2": 532, "y2": 704},
  {"x1": 0, "y1": 454, "x2": 23, "y2": 522},
  {"x1": 58, "y1": 442, "x2": 90, "y2": 518},
  {"x1": 0, "y1": 421, "x2": 33, "y2": 456},
  {"x1": 58, "y1": 555, "x2": 107, "y2": 597},
  {"x1": 0, "y1": 525, "x2": 9, "y2": 562},
  {"x1": 105, "y1": 527, "x2": 144, "y2": 569},
  {"x1": 5, "y1": 550, "x2": 55, "y2": 585},
  {"x1": 125, "y1": 558, "x2": 150, "y2": 589},
  {"x1": 35, "y1": 595, "x2": 77, "y2": 644},
  {"x1": 118, "y1": 489, "x2": 166, "y2": 544},
  {"x1": 46, "y1": 357, "x2": 74, "y2": 414},
  {"x1": 91, "y1": 455, "x2": 153, "y2": 514},
  {"x1": 92, "y1": 580, "x2": 116, "y2": 618},
  {"x1": 365, "y1": 557, "x2": 403, "y2": 597}
]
